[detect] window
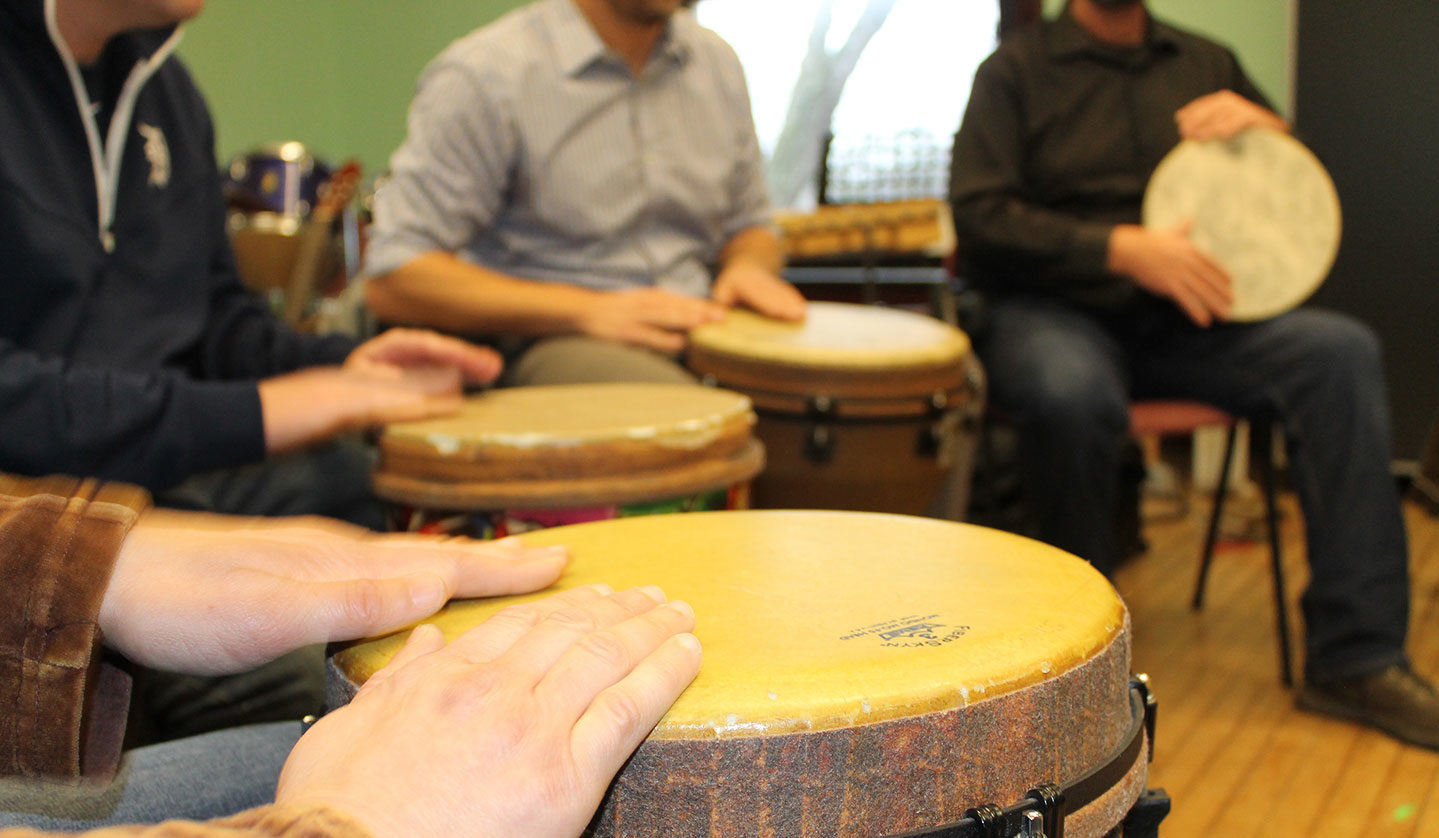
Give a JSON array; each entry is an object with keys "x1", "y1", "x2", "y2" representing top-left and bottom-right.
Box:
[{"x1": 696, "y1": 0, "x2": 999, "y2": 208}]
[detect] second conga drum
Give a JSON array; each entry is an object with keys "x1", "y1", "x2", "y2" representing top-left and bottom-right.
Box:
[
  {"x1": 687, "y1": 301, "x2": 975, "y2": 515},
  {"x1": 372, "y1": 383, "x2": 764, "y2": 536},
  {"x1": 330, "y1": 511, "x2": 1151, "y2": 838}
]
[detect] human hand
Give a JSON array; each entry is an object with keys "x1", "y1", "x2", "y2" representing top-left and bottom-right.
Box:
[
  {"x1": 1175, "y1": 90, "x2": 1288, "y2": 141},
  {"x1": 1108, "y1": 223, "x2": 1233, "y2": 326},
  {"x1": 275, "y1": 585, "x2": 702, "y2": 838},
  {"x1": 98, "y1": 511, "x2": 568, "y2": 675},
  {"x1": 344, "y1": 327, "x2": 503, "y2": 385},
  {"x1": 712, "y1": 261, "x2": 807, "y2": 322},
  {"x1": 576, "y1": 287, "x2": 725, "y2": 354},
  {"x1": 259, "y1": 365, "x2": 467, "y2": 453}
]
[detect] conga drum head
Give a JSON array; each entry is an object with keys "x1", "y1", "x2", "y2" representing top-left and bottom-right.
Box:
[
  {"x1": 1143, "y1": 127, "x2": 1341, "y2": 322},
  {"x1": 689, "y1": 302, "x2": 971, "y2": 404},
  {"x1": 331, "y1": 511, "x2": 1142, "y2": 838},
  {"x1": 374, "y1": 383, "x2": 763, "y2": 512},
  {"x1": 688, "y1": 304, "x2": 975, "y2": 515}
]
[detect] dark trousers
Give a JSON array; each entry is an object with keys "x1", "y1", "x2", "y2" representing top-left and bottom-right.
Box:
[
  {"x1": 127, "y1": 438, "x2": 383, "y2": 745},
  {"x1": 977, "y1": 295, "x2": 1409, "y2": 682}
]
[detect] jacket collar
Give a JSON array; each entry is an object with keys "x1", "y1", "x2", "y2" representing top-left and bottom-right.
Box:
[{"x1": 2, "y1": 0, "x2": 180, "y2": 63}]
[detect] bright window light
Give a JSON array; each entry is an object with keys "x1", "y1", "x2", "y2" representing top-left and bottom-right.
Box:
[{"x1": 696, "y1": 0, "x2": 998, "y2": 208}]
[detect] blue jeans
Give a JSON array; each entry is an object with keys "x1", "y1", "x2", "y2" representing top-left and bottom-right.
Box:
[
  {"x1": 0, "y1": 721, "x2": 298, "y2": 830},
  {"x1": 978, "y1": 295, "x2": 1410, "y2": 682}
]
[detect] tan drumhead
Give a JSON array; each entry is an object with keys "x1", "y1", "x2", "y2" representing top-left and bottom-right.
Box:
[
  {"x1": 1143, "y1": 127, "x2": 1341, "y2": 321},
  {"x1": 690, "y1": 301, "x2": 970, "y2": 371},
  {"x1": 383, "y1": 383, "x2": 752, "y2": 453},
  {"x1": 373, "y1": 384, "x2": 762, "y2": 509},
  {"x1": 333, "y1": 510, "x2": 1126, "y2": 739}
]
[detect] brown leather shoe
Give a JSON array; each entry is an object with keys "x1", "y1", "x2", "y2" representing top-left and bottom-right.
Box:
[{"x1": 1297, "y1": 665, "x2": 1439, "y2": 750}]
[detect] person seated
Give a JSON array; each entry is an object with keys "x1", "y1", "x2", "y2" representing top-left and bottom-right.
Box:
[
  {"x1": 0, "y1": 472, "x2": 699, "y2": 837},
  {"x1": 361, "y1": 0, "x2": 806, "y2": 388},
  {"x1": 0, "y1": 0, "x2": 514, "y2": 741},
  {"x1": 948, "y1": 0, "x2": 1439, "y2": 748}
]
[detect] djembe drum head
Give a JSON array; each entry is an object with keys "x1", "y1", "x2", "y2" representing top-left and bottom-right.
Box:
[{"x1": 330, "y1": 511, "x2": 1145, "y2": 838}]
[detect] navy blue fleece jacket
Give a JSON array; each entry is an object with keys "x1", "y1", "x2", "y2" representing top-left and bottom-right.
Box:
[{"x1": 0, "y1": 0, "x2": 357, "y2": 490}]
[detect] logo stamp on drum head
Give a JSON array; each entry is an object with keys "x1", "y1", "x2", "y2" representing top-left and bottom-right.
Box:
[{"x1": 840, "y1": 614, "x2": 970, "y2": 648}]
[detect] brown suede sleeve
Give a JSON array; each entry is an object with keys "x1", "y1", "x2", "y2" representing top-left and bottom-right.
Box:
[
  {"x1": 0, "y1": 803, "x2": 376, "y2": 838},
  {"x1": 0, "y1": 474, "x2": 150, "y2": 783}
]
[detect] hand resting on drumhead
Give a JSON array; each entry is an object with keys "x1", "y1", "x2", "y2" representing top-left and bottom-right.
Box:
[
  {"x1": 98, "y1": 511, "x2": 568, "y2": 675},
  {"x1": 576, "y1": 286, "x2": 726, "y2": 354},
  {"x1": 1175, "y1": 90, "x2": 1289, "y2": 142},
  {"x1": 276, "y1": 585, "x2": 702, "y2": 838},
  {"x1": 712, "y1": 227, "x2": 807, "y2": 324},
  {"x1": 259, "y1": 329, "x2": 504, "y2": 454},
  {"x1": 1108, "y1": 221, "x2": 1234, "y2": 327}
]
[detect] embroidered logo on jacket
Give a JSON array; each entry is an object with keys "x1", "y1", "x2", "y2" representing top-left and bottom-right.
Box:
[{"x1": 138, "y1": 123, "x2": 170, "y2": 188}]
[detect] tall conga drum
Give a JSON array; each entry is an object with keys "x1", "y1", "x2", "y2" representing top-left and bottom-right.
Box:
[
  {"x1": 330, "y1": 511, "x2": 1157, "y2": 838},
  {"x1": 687, "y1": 302, "x2": 976, "y2": 516},
  {"x1": 372, "y1": 383, "x2": 764, "y2": 537}
]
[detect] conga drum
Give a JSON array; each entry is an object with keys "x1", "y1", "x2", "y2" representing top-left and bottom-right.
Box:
[
  {"x1": 687, "y1": 302, "x2": 976, "y2": 516},
  {"x1": 330, "y1": 511, "x2": 1156, "y2": 838},
  {"x1": 1143, "y1": 126, "x2": 1342, "y2": 321},
  {"x1": 372, "y1": 383, "x2": 765, "y2": 537}
]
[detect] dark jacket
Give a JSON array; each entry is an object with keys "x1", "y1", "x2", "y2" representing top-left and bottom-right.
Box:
[{"x1": 0, "y1": 0, "x2": 355, "y2": 490}]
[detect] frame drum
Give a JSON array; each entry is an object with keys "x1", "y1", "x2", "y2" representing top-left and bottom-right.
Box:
[
  {"x1": 330, "y1": 511, "x2": 1149, "y2": 838},
  {"x1": 372, "y1": 383, "x2": 764, "y2": 536},
  {"x1": 1143, "y1": 127, "x2": 1341, "y2": 321},
  {"x1": 687, "y1": 302, "x2": 974, "y2": 516}
]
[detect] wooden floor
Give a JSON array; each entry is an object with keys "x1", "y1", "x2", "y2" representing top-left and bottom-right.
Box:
[{"x1": 1113, "y1": 489, "x2": 1439, "y2": 837}]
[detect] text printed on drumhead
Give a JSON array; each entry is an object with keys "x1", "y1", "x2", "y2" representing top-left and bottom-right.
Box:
[{"x1": 840, "y1": 614, "x2": 970, "y2": 648}]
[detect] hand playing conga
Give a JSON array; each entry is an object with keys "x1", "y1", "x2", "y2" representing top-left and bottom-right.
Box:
[
  {"x1": 276, "y1": 585, "x2": 702, "y2": 838},
  {"x1": 260, "y1": 329, "x2": 503, "y2": 454}
]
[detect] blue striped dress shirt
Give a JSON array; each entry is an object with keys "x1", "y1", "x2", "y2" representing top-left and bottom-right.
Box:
[{"x1": 362, "y1": 0, "x2": 774, "y2": 299}]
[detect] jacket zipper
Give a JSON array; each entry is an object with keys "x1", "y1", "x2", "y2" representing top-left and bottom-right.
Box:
[{"x1": 42, "y1": 0, "x2": 183, "y2": 253}]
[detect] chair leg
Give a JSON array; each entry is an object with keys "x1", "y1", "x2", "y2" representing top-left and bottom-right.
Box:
[
  {"x1": 1192, "y1": 423, "x2": 1240, "y2": 610},
  {"x1": 1256, "y1": 421, "x2": 1294, "y2": 687}
]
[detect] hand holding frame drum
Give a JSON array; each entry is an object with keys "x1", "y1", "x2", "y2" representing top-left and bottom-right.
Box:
[{"x1": 1142, "y1": 127, "x2": 1341, "y2": 322}]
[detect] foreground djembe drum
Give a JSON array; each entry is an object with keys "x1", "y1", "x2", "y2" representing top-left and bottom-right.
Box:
[
  {"x1": 330, "y1": 511, "x2": 1155, "y2": 838},
  {"x1": 372, "y1": 383, "x2": 764, "y2": 536},
  {"x1": 688, "y1": 302, "x2": 976, "y2": 516}
]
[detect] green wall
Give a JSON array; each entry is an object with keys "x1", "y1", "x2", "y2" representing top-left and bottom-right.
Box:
[
  {"x1": 181, "y1": 0, "x2": 1293, "y2": 175},
  {"x1": 179, "y1": 0, "x2": 529, "y2": 174}
]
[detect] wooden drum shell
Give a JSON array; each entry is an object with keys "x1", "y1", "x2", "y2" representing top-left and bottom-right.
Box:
[{"x1": 687, "y1": 303, "x2": 974, "y2": 515}]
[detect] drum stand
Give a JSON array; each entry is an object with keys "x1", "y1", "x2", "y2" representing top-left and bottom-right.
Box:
[{"x1": 880, "y1": 676, "x2": 1171, "y2": 838}]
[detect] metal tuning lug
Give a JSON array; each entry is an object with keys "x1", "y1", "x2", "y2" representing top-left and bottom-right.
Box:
[
  {"x1": 804, "y1": 395, "x2": 837, "y2": 464},
  {"x1": 1019, "y1": 810, "x2": 1046, "y2": 838},
  {"x1": 1023, "y1": 783, "x2": 1065, "y2": 838},
  {"x1": 962, "y1": 803, "x2": 1004, "y2": 838}
]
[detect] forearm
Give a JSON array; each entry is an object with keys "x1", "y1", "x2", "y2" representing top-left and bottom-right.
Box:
[
  {"x1": 0, "y1": 803, "x2": 375, "y2": 838},
  {"x1": 365, "y1": 252, "x2": 601, "y2": 337},
  {"x1": 0, "y1": 347, "x2": 265, "y2": 490},
  {"x1": 718, "y1": 227, "x2": 784, "y2": 277}
]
